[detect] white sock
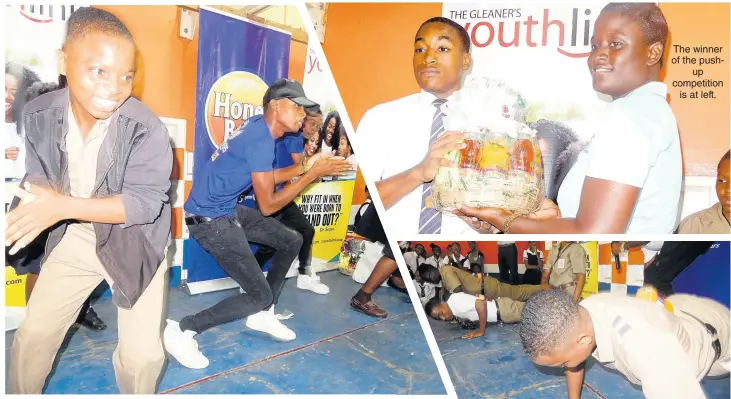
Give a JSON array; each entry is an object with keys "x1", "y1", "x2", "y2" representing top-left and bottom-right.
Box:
[{"x1": 486, "y1": 300, "x2": 498, "y2": 323}]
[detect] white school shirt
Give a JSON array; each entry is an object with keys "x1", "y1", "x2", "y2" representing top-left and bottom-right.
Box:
[
  {"x1": 447, "y1": 292, "x2": 480, "y2": 321},
  {"x1": 440, "y1": 254, "x2": 470, "y2": 270},
  {"x1": 403, "y1": 251, "x2": 425, "y2": 273},
  {"x1": 424, "y1": 255, "x2": 440, "y2": 268},
  {"x1": 641, "y1": 241, "x2": 664, "y2": 264},
  {"x1": 414, "y1": 280, "x2": 437, "y2": 306},
  {"x1": 354, "y1": 91, "x2": 475, "y2": 236},
  {"x1": 557, "y1": 82, "x2": 682, "y2": 234},
  {"x1": 3, "y1": 121, "x2": 26, "y2": 180},
  {"x1": 523, "y1": 249, "x2": 544, "y2": 264}
]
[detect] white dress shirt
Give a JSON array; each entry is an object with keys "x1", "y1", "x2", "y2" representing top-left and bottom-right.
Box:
[
  {"x1": 557, "y1": 82, "x2": 682, "y2": 233},
  {"x1": 355, "y1": 91, "x2": 475, "y2": 236}
]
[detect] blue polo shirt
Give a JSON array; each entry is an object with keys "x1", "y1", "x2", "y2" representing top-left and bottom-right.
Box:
[
  {"x1": 184, "y1": 115, "x2": 275, "y2": 218},
  {"x1": 276, "y1": 131, "x2": 304, "y2": 168},
  {"x1": 273, "y1": 131, "x2": 304, "y2": 191}
]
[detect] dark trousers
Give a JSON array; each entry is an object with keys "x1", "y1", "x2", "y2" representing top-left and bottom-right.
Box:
[
  {"x1": 498, "y1": 244, "x2": 520, "y2": 285},
  {"x1": 644, "y1": 241, "x2": 713, "y2": 297},
  {"x1": 523, "y1": 268, "x2": 542, "y2": 285},
  {"x1": 254, "y1": 202, "x2": 314, "y2": 274},
  {"x1": 180, "y1": 205, "x2": 302, "y2": 334}
]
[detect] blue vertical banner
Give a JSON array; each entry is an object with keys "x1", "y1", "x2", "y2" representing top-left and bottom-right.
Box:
[
  {"x1": 183, "y1": 6, "x2": 291, "y2": 293},
  {"x1": 673, "y1": 241, "x2": 730, "y2": 308}
]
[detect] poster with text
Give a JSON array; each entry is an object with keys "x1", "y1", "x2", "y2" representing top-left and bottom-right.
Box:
[
  {"x1": 293, "y1": 179, "x2": 356, "y2": 263},
  {"x1": 580, "y1": 241, "x2": 598, "y2": 299}
]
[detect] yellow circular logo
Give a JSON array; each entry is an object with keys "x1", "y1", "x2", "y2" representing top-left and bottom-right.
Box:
[{"x1": 205, "y1": 71, "x2": 268, "y2": 148}]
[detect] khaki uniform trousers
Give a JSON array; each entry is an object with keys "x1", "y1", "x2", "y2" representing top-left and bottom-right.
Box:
[{"x1": 10, "y1": 225, "x2": 169, "y2": 394}]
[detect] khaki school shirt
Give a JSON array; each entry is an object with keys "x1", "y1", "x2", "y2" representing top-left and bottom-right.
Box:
[
  {"x1": 545, "y1": 243, "x2": 586, "y2": 293},
  {"x1": 677, "y1": 202, "x2": 730, "y2": 234},
  {"x1": 581, "y1": 293, "x2": 730, "y2": 399}
]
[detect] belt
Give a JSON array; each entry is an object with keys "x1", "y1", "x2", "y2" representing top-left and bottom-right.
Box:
[
  {"x1": 184, "y1": 215, "x2": 215, "y2": 226},
  {"x1": 683, "y1": 311, "x2": 722, "y2": 362},
  {"x1": 555, "y1": 282, "x2": 576, "y2": 291}
]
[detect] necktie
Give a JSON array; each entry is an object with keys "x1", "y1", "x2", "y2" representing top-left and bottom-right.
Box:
[{"x1": 418, "y1": 98, "x2": 448, "y2": 234}]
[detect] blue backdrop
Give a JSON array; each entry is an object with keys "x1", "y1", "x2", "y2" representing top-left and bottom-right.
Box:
[
  {"x1": 184, "y1": 7, "x2": 291, "y2": 286},
  {"x1": 673, "y1": 241, "x2": 730, "y2": 308}
]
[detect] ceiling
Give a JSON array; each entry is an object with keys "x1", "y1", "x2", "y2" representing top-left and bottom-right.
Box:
[{"x1": 226, "y1": 5, "x2": 305, "y2": 31}]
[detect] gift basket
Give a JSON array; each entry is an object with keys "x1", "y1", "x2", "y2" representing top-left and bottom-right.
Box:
[
  {"x1": 432, "y1": 77, "x2": 544, "y2": 215},
  {"x1": 338, "y1": 232, "x2": 368, "y2": 276}
]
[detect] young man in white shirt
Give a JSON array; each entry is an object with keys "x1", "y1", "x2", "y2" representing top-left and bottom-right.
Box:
[{"x1": 355, "y1": 17, "x2": 470, "y2": 236}]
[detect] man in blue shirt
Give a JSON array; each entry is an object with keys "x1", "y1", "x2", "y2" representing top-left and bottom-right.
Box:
[
  {"x1": 163, "y1": 79, "x2": 350, "y2": 369},
  {"x1": 254, "y1": 105, "x2": 336, "y2": 295}
]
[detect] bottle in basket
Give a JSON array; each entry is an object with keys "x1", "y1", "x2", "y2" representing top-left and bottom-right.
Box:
[
  {"x1": 478, "y1": 131, "x2": 510, "y2": 178},
  {"x1": 510, "y1": 131, "x2": 535, "y2": 177}
]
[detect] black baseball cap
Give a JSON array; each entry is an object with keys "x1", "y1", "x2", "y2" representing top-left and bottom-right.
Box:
[
  {"x1": 263, "y1": 79, "x2": 317, "y2": 108},
  {"x1": 305, "y1": 103, "x2": 322, "y2": 116}
]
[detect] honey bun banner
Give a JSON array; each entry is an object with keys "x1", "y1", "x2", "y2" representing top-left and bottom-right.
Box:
[
  {"x1": 184, "y1": 7, "x2": 355, "y2": 294},
  {"x1": 183, "y1": 7, "x2": 290, "y2": 293}
]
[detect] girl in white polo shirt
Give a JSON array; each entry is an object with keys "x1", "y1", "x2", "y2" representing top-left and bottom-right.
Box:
[{"x1": 458, "y1": 4, "x2": 681, "y2": 234}]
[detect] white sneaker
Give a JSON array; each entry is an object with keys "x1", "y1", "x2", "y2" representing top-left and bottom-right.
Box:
[
  {"x1": 163, "y1": 319, "x2": 209, "y2": 369},
  {"x1": 297, "y1": 273, "x2": 330, "y2": 295},
  {"x1": 245, "y1": 306, "x2": 296, "y2": 341}
]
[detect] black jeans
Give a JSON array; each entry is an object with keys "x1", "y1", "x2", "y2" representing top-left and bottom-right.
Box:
[
  {"x1": 254, "y1": 202, "x2": 314, "y2": 274},
  {"x1": 180, "y1": 205, "x2": 302, "y2": 334},
  {"x1": 644, "y1": 241, "x2": 714, "y2": 297},
  {"x1": 498, "y1": 244, "x2": 520, "y2": 285}
]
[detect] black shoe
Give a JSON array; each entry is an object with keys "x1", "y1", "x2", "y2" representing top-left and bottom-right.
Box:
[{"x1": 78, "y1": 307, "x2": 107, "y2": 331}]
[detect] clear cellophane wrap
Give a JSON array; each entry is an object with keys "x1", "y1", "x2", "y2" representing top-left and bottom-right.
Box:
[{"x1": 432, "y1": 77, "x2": 544, "y2": 215}]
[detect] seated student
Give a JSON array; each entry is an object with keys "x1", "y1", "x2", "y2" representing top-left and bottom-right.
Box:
[
  {"x1": 351, "y1": 204, "x2": 405, "y2": 318},
  {"x1": 425, "y1": 244, "x2": 443, "y2": 268},
  {"x1": 414, "y1": 264, "x2": 441, "y2": 306},
  {"x1": 440, "y1": 242, "x2": 470, "y2": 271},
  {"x1": 404, "y1": 243, "x2": 428, "y2": 273},
  {"x1": 465, "y1": 241, "x2": 485, "y2": 274},
  {"x1": 519, "y1": 290, "x2": 730, "y2": 399},
  {"x1": 677, "y1": 150, "x2": 730, "y2": 234}
]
